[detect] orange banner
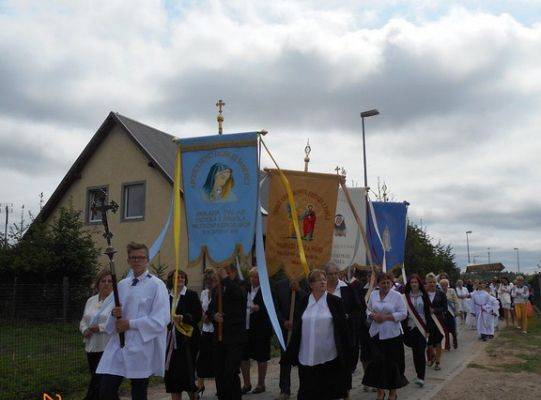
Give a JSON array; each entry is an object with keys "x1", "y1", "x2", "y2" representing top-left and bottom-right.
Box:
[{"x1": 265, "y1": 169, "x2": 339, "y2": 280}]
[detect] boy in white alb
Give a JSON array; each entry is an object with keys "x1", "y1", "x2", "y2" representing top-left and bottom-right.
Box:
[{"x1": 97, "y1": 242, "x2": 170, "y2": 400}]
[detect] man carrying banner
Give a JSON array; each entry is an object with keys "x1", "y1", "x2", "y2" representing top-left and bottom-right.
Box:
[
  {"x1": 97, "y1": 242, "x2": 170, "y2": 400},
  {"x1": 274, "y1": 277, "x2": 308, "y2": 400},
  {"x1": 209, "y1": 263, "x2": 247, "y2": 400}
]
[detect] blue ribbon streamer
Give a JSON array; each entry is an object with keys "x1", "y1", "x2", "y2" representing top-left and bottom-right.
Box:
[{"x1": 256, "y1": 195, "x2": 286, "y2": 350}]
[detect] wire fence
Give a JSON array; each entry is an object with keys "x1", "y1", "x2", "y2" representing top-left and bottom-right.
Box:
[{"x1": 0, "y1": 279, "x2": 93, "y2": 400}]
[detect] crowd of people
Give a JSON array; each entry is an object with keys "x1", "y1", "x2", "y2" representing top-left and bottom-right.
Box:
[{"x1": 78, "y1": 241, "x2": 535, "y2": 400}]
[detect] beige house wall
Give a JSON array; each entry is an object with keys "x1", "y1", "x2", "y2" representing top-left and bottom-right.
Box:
[{"x1": 46, "y1": 125, "x2": 202, "y2": 289}]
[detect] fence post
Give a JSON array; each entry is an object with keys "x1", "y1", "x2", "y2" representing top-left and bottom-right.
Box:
[
  {"x1": 11, "y1": 277, "x2": 17, "y2": 318},
  {"x1": 62, "y1": 276, "x2": 69, "y2": 322}
]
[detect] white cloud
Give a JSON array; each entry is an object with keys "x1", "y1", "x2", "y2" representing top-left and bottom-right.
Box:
[{"x1": 0, "y1": 0, "x2": 540, "y2": 271}]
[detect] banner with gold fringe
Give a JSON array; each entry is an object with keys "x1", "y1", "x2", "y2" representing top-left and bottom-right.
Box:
[
  {"x1": 265, "y1": 169, "x2": 339, "y2": 280},
  {"x1": 178, "y1": 132, "x2": 259, "y2": 268}
]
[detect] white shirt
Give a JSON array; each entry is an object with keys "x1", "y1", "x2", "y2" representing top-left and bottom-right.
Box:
[
  {"x1": 406, "y1": 292, "x2": 426, "y2": 330},
  {"x1": 246, "y1": 286, "x2": 260, "y2": 330},
  {"x1": 330, "y1": 280, "x2": 348, "y2": 298},
  {"x1": 367, "y1": 289, "x2": 407, "y2": 340},
  {"x1": 456, "y1": 286, "x2": 469, "y2": 299},
  {"x1": 200, "y1": 289, "x2": 215, "y2": 333},
  {"x1": 96, "y1": 271, "x2": 170, "y2": 379},
  {"x1": 79, "y1": 294, "x2": 114, "y2": 353},
  {"x1": 299, "y1": 292, "x2": 337, "y2": 366},
  {"x1": 512, "y1": 285, "x2": 530, "y2": 304},
  {"x1": 497, "y1": 284, "x2": 512, "y2": 304}
]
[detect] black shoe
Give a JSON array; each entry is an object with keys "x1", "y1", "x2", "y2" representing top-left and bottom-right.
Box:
[{"x1": 241, "y1": 385, "x2": 252, "y2": 394}]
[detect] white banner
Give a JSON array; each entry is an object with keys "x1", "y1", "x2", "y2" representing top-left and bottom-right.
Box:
[{"x1": 331, "y1": 187, "x2": 367, "y2": 270}]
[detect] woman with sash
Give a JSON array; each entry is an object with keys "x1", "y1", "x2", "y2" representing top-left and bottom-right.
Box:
[
  {"x1": 164, "y1": 270, "x2": 202, "y2": 400},
  {"x1": 362, "y1": 272, "x2": 408, "y2": 400},
  {"x1": 439, "y1": 279, "x2": 459, "y2": 349},
  {"x1": 402, "y1": 274, "x2": 430, "y2": 388},
  {"x1": 425, "y1": 273, "x2": 448, "y2": 371}
]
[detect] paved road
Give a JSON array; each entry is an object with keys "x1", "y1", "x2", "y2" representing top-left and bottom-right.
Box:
[{"x1": 138, "y1": 324, "x2": 482, "y2": 400}]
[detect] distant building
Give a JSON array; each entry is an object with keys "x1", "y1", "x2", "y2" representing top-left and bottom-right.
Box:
[
  {"x1": 465, "y1": 263, "x2": 505, "y2": 274},
  {"x1": 37, "y1": 112, "x2": 199, "y2": 286}
]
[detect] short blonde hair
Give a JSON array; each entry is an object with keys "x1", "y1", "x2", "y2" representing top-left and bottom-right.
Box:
[
  {"x1": 439, "y1": 278, "x2": 449, "y2": 286},
  {"x1": 126, "y1": 241, "x2": 149, "y2": 258},
  {"x1": 425, "y1": 272, "x2": 437, "y2": 282},
  {"x1": 249, "y1": 267, "x2": 258, "y2": 277},
  {"x1": 308, "y1": 269, "x2": 326, "y2": 284}
]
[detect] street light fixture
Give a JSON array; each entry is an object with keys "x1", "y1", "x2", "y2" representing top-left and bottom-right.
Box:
[
  {"x1": 360, "y1": 109, "x2": 380, "y2": 188},
  {"x1": 466, "y1": 230, "x2": 472, "y2": 264}
]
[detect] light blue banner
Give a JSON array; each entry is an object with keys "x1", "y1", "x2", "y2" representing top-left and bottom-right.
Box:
[
  {"x1": 367, "y1": 201, "x2": 408, "y2": 271},
  {"x1": 179, "y1": 132, "x2": 259, "y2": 265}
]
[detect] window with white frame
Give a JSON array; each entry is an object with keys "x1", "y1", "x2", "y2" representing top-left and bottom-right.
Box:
[
  {"x1": 87, "y1": 186, "x2": 108, "y2": 223},
  {"x1": 123, "y1": 182, "x2": 145, "y2": 220}
]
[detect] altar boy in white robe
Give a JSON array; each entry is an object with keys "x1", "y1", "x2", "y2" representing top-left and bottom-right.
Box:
[
  {"x1": 470, "y1": 282, "x2": 495, "y2": 341},
  {"x1": 97, "y1": 242, "x2": 170, "y2": 400}
]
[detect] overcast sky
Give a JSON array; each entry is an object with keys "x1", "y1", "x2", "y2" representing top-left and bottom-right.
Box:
[{"x1": 1, "y1": 0, "x2": 540, "y2": 272}]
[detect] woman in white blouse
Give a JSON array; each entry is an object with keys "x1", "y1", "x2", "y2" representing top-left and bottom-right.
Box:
[
  {"x1": 79, "y1": 270, "x2": 113, "y2": 400},
  {"x1": 512, "y1": 275, "x2": 530, "y2": 333},
  {"x1": 362, "y1": 272, "x2": 408, "y2": 400},
  {"x1": 497, "y1": 277, "x2": 513, "y2": 328},
  {"x1": 285, "y1": 269, "x2": 352, "y2": 400},
  {"x1": 455, "y1": 280, "x2": 470, "y2": 323}
]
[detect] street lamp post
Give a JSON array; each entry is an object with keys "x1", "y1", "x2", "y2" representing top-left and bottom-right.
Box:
[
  {"x1": 514, "y1": 248, "x2": 520, "y2": 273},
  {"x1": 466, "y1": 230, "x2": 472, "y2": 264},
  {"x1": 360, "y1": 109, "x2": 379, "y2": 188},
  {"x1": 487, "y1": 247, "x2": 491, "y2": 265}
]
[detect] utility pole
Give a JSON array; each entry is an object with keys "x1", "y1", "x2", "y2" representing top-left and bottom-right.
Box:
[
  {"x1": 466, "y1": 230, "x2": 472, "y2": 264},
  {"x1": 487, "y1": 247, "x2": 491, "y2": 265},
  {"x1": 0, "y1": 203, "x2": 14, "y2": 248},
  {"x1": 514, "y1": 248, "x2": 520, "y2": 273}
]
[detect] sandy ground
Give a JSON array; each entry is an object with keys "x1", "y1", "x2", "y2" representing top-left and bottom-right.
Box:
[{"x1": 436, "y1": 334, "x2": 541, "y2": 400}]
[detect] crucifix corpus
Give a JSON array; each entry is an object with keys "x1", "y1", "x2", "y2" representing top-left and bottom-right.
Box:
[{"x1": 91, "y1": 189, "x2": 125, "y2": 347}]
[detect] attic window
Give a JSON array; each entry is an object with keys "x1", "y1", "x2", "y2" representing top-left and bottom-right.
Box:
[
  {"x1": 87, "y1": 186, "x2": 108, "y2": 223},
  {"x1": 122, "y1": 182, "x2": 145, "y2": 220}
]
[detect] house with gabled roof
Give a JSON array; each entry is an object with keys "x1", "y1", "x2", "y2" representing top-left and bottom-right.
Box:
[{"x1": 38, "y1": 112, "x2": 197, "y2": 286}]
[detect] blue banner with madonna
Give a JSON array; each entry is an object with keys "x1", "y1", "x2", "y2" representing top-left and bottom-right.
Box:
[
  {"x1": 179, "y1": 132, "x2": 259, "y2": 267},
  {"x1": 367, "y1": 201, "x2": 408, "y2": 271}
]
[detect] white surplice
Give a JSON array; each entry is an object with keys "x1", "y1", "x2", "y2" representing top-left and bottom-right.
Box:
[
  {"x1": 96, "y1": 271, "x2": 170, "y2": 378},
  {"x1": 471, "y1": 290, "x2": 494, "y2": 336}
]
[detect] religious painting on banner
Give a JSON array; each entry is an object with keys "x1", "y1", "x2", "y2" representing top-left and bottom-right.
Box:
[
  {"x1": 367, "y1": 201, "x2": 408, "y2": 272},
  {"x1": 331, "y1": 187, "x2": 367, "y2": 270},
  {"x1": 179, "y1": 132, "x2": 259, "y2": 267},
  {"x1": 265, "y1": 169, "x2": 339, "y2": 279}
]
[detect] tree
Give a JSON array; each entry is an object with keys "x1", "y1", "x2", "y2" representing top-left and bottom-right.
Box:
[
  {"x1": 404, "y1": 223, "x2": 460, "y2": 281},
  {"x1": 0, "y1": 204, "x2": 100, "y2": 285}
]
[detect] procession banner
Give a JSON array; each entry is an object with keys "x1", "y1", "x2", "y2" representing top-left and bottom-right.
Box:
[
  {"x1": 179, "y1": 132, "x2": 259, "y2": 267},
  {"x1": 367, "y1": 201, "x2": 408, "y2": 272},
  {"x1": 331, "y1": 187, "x2": 367, "y2": 270},
  {"x1": 265, "y1": 169, "x2": 339, "y2": 280}
]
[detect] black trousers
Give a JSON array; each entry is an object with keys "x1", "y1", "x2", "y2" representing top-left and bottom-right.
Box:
[
  {"x1": 213, "y1": 342, "x2": 243, "y2": 400},
  {"x1": 406, "y1": 328, "x2": 426, "y2": 380},
  {"x1": 279, "y1": 350, "x2": 292, "y2": 395},
  {"x1": 99, "y1": 374, "x2": 148, "y2": 400},
  {"x1": 85, "y1": 352, "x2": 103, "y2": 400}
]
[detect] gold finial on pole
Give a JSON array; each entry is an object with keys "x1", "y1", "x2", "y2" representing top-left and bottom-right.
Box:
[
  {"x1": 304, "y1": 139, "x2": 311, "y2": 172},
  {"x1": 216, "y1": 99, "x2": 225, "y2": 135}
]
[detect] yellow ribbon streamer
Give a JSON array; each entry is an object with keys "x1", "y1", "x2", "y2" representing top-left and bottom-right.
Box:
[
  {"x1": 260, "y1": 138, "x2": 310, "y2": 278},
  {"x1": 172, "y1": 145, "x2": 193, "y2": 337}
]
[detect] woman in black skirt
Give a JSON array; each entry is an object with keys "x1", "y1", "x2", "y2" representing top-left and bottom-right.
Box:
[
  {"x1": 196, "y1": 267, "x2": 218, "y2": 396},
  {"x1": 363, "y1": 272, "x2": 408, "y2": 400},
  {"x1": 164, "y1": 270, "x2": 202, "y2": 400},
  {"x1": 425, "y1": 272, "x2": 447, "y2": 371},
  {"x1": 240, "y1": 267, "x2": 273, "y2": 394},
  {"x1": 285, "y1": 269, "x2": 352, "y2": 400},
  {"x1": 402, "y1": 274, "x2": 431, "y2": 388}
]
